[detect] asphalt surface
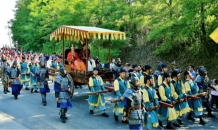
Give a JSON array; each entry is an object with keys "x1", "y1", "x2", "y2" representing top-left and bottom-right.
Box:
[{"x1": 0, "y1": 81, "x2": 218, "y2": 129}]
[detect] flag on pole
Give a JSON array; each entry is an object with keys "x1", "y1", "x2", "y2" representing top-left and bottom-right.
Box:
[{"x1": 210, "y1": 27, "x2": 218, "y2": 43}]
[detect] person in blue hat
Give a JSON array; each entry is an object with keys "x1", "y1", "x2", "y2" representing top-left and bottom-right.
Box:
[
  {"x1": 88, "y1": 67, "x2": 109, "y2": 117},
  {"x1": 29, "y1": 57, "x2": 39, "y2": 93},
  {"x1": 113, "y1": 68, "x2": 130, "y2": 123},
  {"x1": 18, "y1": 56, "x2": 30, "y2": 90}
]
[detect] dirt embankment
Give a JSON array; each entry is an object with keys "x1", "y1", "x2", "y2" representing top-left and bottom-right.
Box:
[{"x1": 118, "y1": 43, "x2": 218, "y2": 80}]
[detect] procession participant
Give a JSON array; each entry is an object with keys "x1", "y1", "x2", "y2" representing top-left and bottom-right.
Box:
[
  {"x1": 7, "y1": 61, "x2": 22, "y2": 99},
  {"x1": 196, "y1": 66, "x2": 217, "y2": 117},
  {"x1": 95, "y1": 57, "x2": 102, "y2": 68},
  {"x1": 79, "y1": 42, "x2": 91, "y2": 65},
  {"x1": 171, "y1": 61, "x2": 178, "y2": 72},
  {"x1": 123, "y1": 75, "x2": 144, "y2": 130},
  {"x1": 157, "y1": 64, "x2": 168, "y2": 87},
  {"x1": 29, "y1": 57, "x2": 39, "y2": 93},
  {"x1": 132, "y1": 64, "x2": 140, "y2": 79},
  {"x1": 19, "y1": 56, "x2": 30, "y2": 90},
  {"x1": 140, "y1": 65, "x2": 155, "y2": 89},
  {"x1": 35, "y1": 59, "x2": 50, "y2": 106},
  {"x1": 67, "y1": 45, "x2": 86, "y2": 71},
  {"x1": 184, "y1": 71, "x2": 206, "y2": 125},
  {"x1": 88, "y1": 67, "x2": 109, "y2": 117},
  {"x1": 143, "y1": 75, "x2": 162, "y2": 130},
  {"x1": 113, "y1": 68, "x2": 130, "y2": 123},
  {"x1": 153, "y1": 61, "x2": 162, "y2": 88},
  {"x1": 79, "y1": 42, "x2": 95, "y2": 71},
  {"x1": 54, "y1": 66, "x2": 72, "y2": 123},
  {"x1": 52, "y1": 52, "x2": 56, "y2": 60},
  {"x1": 124, "y1": 63, "x2": 131, "y2": 79},
  {"x1": 113, "y1": 60, "x2": 122, "y2": 79},
  {"x1": 170, "y1": 70, "x2": 189, "y2": 127},
  {"x1": 138, "y1": 65, "x2": 142, "y2": 76},
  {"x1": 58, "y1": 56, "x2": 63, "y2": 68},
  {"x1": 158, "y1": 72, "x2": 177, "y2": 129},
  {"x1": 50, "y1": 55, "x2": 58, "y2": 80},
  {"x1": 1, "y1": 59, "x2": 10, "y2": 94}
]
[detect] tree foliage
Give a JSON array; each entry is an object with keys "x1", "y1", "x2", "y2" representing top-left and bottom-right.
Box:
[{"x1": 11, "y1": 0, "x2": 218, "y2": 62}]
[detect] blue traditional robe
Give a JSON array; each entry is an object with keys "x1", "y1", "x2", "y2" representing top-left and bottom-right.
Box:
[
  {"x1": 19, "y1": 62, "x2": 30, "y2": 82},
  {"x1": 113, "y1": 77, "x2": 130, "y2": 116},
  {"x1": 88, "y1": 75, "x2": 106, "y2": 112},
  {"x1": 171, "y1": 79, "x2": 190, "y2": 117},
  {"x1": 158, "y1": 81, "x2": 178, "y2": 121},
  {"x1": 143, "y1": 85, "x2": 159, "y2": 129},
  {"x1": 185, "y1": 79, "x2": 203, "y2": 117}
]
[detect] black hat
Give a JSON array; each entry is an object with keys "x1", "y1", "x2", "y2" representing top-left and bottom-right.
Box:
[
  {"x1": 163, "y1": 72, "x2": 170, "y2": 78},
  {"x1": 3, "y1": 59, "x2": 7, "y2": 62},
  {"x1": 120, "y1": 68, "x2": 126, "y2": 73},
  {"x1": 144, "y1": 75, "x2": 152, "y2": 82},
  {"x1": 190, "y1": 65, "x2": 194, "y2": 69},
  {"x1": 162, "y1": 64, "x2": 167, "y2": 69},
  {"x1": 52, "y1": 52, "x2": 56, "y2": 55},
  {"x1": 132, "y1": 64, "x2": 138, "y2": 68},
  {"x1": 93, "y1": 67, "x2": 99, "y2": 71},
  {"x1": 184, "y1": 71, "x2": 189, "y2": 77},
  {"x1": 129, "y1": 69, "x2": 134, "y2": 73},
  {"x1": 144, "y1": 65, "x2": 152, "y2": 71},
  {"x1": 171, "y1": 70, "x2": 179, "y2": 77},
  {"x1": 22, "y1": 56, "x2": 25, "y2": 59}
]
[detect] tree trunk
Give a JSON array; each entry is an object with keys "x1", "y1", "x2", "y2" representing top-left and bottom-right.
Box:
[{"x1": 201, "y1": 2, "x2": 210, "y2": 57}]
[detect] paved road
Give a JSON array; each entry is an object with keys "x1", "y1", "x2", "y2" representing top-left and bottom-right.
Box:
[{"x1": 0, "y1": 81, "x2": 218, "y2": 129}]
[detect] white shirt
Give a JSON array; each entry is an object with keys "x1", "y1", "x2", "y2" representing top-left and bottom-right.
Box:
[{"x1": 211, "y1": 85, "x2": 218, "y2": 96}]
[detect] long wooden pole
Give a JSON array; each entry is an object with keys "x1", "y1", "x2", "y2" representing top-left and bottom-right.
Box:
[
  {"x1": 108, "y1": 34, "x2": 111, "y2": 69},
  {"x1": 86, "y1": 38, "x2": 88, "y2": 71},
  {"x1": 62, "y1": 32, "x2": 65, "y2": 65}
]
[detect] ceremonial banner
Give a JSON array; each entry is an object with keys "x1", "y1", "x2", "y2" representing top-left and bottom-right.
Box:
[{"x1": 210, "y1": 27, "x2": 218, "y2": 43}]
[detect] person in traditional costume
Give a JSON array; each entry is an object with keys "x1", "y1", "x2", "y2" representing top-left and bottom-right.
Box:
[
  {"x1": 67, "y1": 45, "x2": 86, "y2": 71},
  {"x1": 184, "y1": 71, "x2": 206, "y2": 125},
  {"x1": 7, "y1": 61, "x2": 22, "y2": 99},
  {"x1": 140, "y1": 65, "x2": 155, "y2": 89},
  {"x1": 196, "y1": 66, "x2": 217, "y2": 118},
  {"x1": 143, "y1": 75, "x2": 162, "y2": 130},
  {"x1": 54, "y1": 66, "x2": 72, "y2": 123},
  {"x1": 157, "y1": 64, "x2": 168, "y2": 87},
  {"x1": 29, "y1": 57, "x2": 39, "y2": 93},
  {"x1": 1, "y1": 59, "x2": 10, "y2": 94},
  {"x1": 35, "y1": 59, "x2": 50, "y2": 106},
  {"x1": 50, "y1": 55, "x2": 58, "y2": 80},
  {"x1": 19, "y1": 56, "x2": 30, "y2": 90},
  {"x1": 158, "y1": 72, "x2": 178, "y2": 129},
  {"x1": 113, "y1": 68, "x2": 130, "y2": 123},
  {"x1": 123, "y1": 75, "x2": 144, "y2": 130},
  {"x1": 88, "y1": 67, "x2": 109, "y2": 117},
  {"x1": 79, "y1": 41, "x2": 96, "y2": 71},
  {"x1": 170, "y1": 70, "x2": 190, "y2": 127}
]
